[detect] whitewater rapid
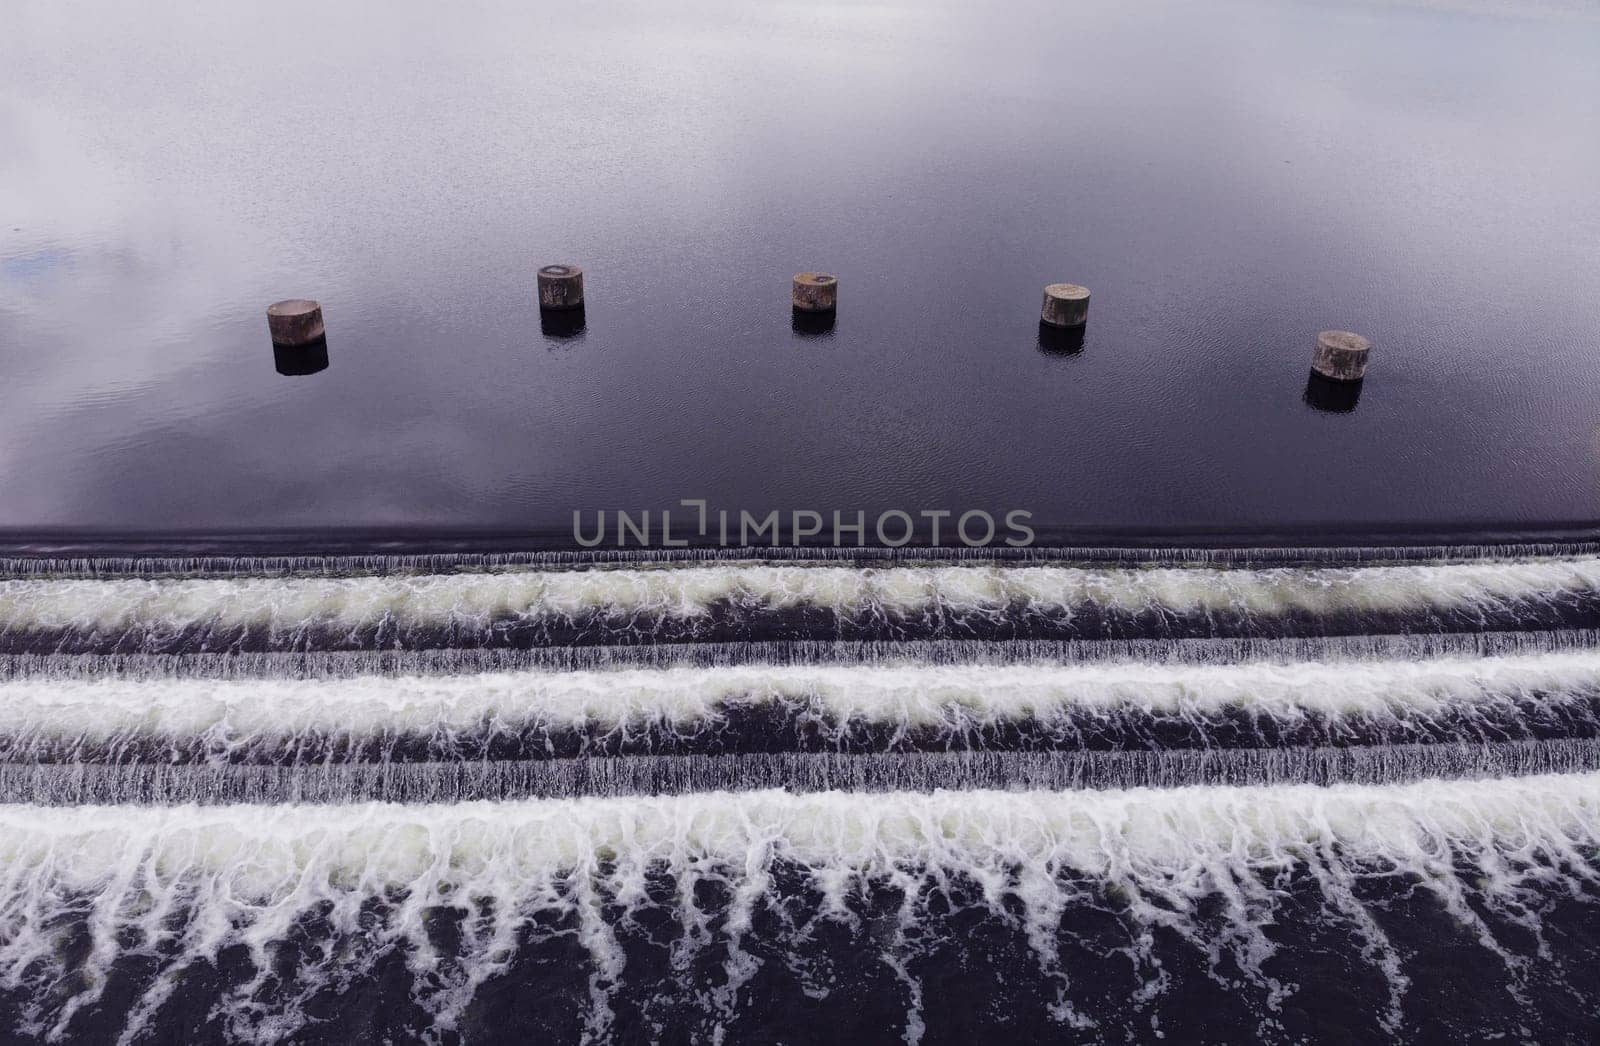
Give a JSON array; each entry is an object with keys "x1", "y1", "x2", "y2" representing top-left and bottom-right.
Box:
[
  {"x1": 4, "y1": 556, "x2": 1600, "y2": 652},
  {"x1": 2, "y1": 774, "x2": 1598, "y2": 1043},
  {"x1": 0, "y1": 652, "x2": 1598, "y2": 763},
  {"x1": 3, "y1": 548, "x2": 1600, "y2": 1041}
]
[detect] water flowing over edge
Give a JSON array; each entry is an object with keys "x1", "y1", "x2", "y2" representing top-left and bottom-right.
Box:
[
  {"x1": 4, "y1": 539, "x2": 1600, "y2": 577},
  {"x1": 11, "y1": 771, "x2": 1598, "y2": 883},
  {"x1": 6, "y1": 740, "x2": 1600, "y2": 803},
  {"x1": 7, "y1": 629, "x2": 1600, "y2": 679},
  {"x1": 2, "y1": 775, "x2": 1599, "y2": 1043},
  {"x1": 5, "y1": 557, "x2": 1600, "y2": 655},
  {"x1": 6, "y1": 548, "x2": 1600, "y2": 1038},
  {"x1": 5, "y1": 653, "x2": 1600, "y2": 764}
]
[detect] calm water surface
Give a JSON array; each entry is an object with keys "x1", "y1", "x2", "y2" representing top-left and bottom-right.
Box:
[{"x1": 3, "y1": 0, "x2": 1599, "y2": 542}]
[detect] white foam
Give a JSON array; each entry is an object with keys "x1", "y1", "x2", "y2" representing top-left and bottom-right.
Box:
[
  {"x1": 0, "y1": 652, "x2": 1595, "y2": 752},
  {"x1": 1, "y1": 774, "x2": 1597, "y2": 1041},
  {"x1": 0, "y1": 557, "x2": 1597, "y2": 636}
]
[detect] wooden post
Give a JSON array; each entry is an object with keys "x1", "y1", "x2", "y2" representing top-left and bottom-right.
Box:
[
  {"x1": 1041, "y1": 284, "x2": 1090, "y2": 328},
  {"x1": 266, "y1": 300, "x2": 324, "y2": 346},
  {"x1": 537, "y1": 265, "x2": 585, "y2": 311},
  {"x1": 792, "y1": 273, "x2": 838, "y2": 313},
  {"x1": 1311, "y1": 331, "x2": 1372, "y2": 381}
]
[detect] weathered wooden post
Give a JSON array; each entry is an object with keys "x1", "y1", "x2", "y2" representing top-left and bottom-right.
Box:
[
  {"x1": 1311, "y1": 330, "x2": 1372, "y2": 381},
  {"x1": 266, "y1": 300, "x2": 325, "y2": 346},
  {"x1": 537, "y1": 265, "x2": 585, "y2": 311},
  {"x1": 792, "y1": 273, "x2": 838, "y2": 313},
  {"x1": 1041, "y1": 284, "x2": 1090, "y2": 328}
]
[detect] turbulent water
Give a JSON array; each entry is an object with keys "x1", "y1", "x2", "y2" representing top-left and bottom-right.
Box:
[
  {"x1": 6, "y1": 777, "x2": 1600, "y2": 1043},
  {"x1": 4, "y1": 654, "x2": 1600, "y2": 764},
  {"x1": 4, "y1": 547, "x2": 1600, "y2": 1042},
  {"x1": 5, "y1": 555, "x2": 1600, "y2": 652}
]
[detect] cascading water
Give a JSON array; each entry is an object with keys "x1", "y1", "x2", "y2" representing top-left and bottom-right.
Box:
[
  {"x1": 3, "y1": 547, "x2": 1600, "y2": 1042},
  {"x1": 6, "y1": 555, "x2": 1600, "y2": 653}
]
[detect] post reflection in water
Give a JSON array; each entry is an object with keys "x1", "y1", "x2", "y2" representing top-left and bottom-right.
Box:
[
  {"x1": 791, "y1": 309, "x2": 837, "y2": 337},
  {"x1": 540, "y1": 305, "x2": 587, "y2": 340},
  {"x1": 1304, "y1": 370, "x2": 1362, "y2": 413},
  {"x1": 1037, "y1": 322, "x2": 1085, "y2": 356},
  {"x1": 272, "y1": 336, "x2": 330, "y2": 377}
]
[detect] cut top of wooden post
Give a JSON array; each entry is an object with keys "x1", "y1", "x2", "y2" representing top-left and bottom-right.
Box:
[{"x1": 266, "y1": 299, "x2": 325, "y2": 346}]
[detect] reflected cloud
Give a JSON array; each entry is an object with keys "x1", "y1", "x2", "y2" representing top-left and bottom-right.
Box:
[{"x1": 2, "y1": 0, "x2": 1599, "y2": 535}]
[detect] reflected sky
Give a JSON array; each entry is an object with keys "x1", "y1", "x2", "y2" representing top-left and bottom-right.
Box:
[{"x1": 2, "y1": 0, "x2": 1599, "y2": 540}]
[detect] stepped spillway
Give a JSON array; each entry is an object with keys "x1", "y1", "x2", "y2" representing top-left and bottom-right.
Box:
[{"x1": 2, "y1": 547, "x2": 1600, "y2": 1043}]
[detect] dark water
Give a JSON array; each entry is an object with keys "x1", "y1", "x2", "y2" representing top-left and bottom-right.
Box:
[
  {"x1": 4, "y1": 0, "x2": 1600, "y2": 538},
  {"x1": 19, "y1": 868, "x2": 1600, "y2": 1046}
]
